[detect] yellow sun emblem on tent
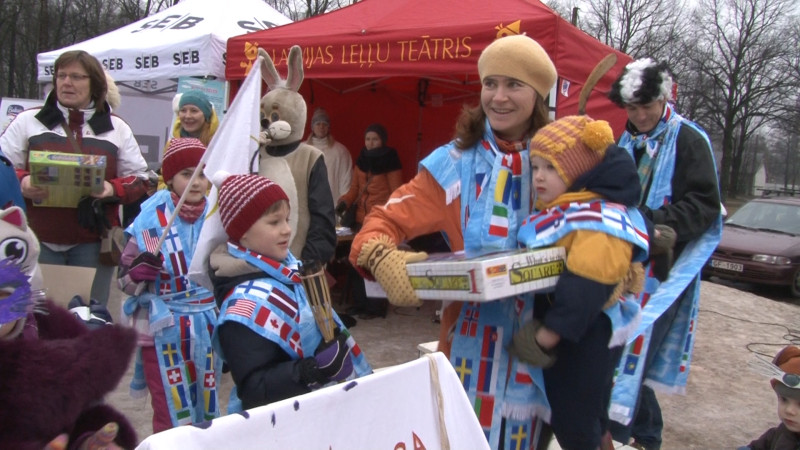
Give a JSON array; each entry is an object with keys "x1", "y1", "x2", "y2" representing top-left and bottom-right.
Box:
[{"x1": 495, "y1": 20, "x2": 522, "y2": 38}]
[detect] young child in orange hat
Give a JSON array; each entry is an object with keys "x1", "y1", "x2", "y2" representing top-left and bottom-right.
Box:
[
  {"x1": 512, "y1": 115, "x2": 650, "y2": 448},
  {"x1": 742, "y1": 345, "x2": 800, "y2": 449}
]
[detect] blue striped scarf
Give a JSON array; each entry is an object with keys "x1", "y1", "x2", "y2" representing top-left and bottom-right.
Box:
[
  {"x1": 609, "y1": 105, "x2": 722, "y2": 425},
  {"x1": 421, "y1": 122, "x2": 544, "y2": 449}
]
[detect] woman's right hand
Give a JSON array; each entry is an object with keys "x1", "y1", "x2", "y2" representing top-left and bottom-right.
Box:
[{"x1": 20, "y1": 175, "x2": 49, "y2": 201}]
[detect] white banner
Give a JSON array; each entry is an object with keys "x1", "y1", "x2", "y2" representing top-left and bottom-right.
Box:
[
  {"x1": 137, "y1": 352, "x2": 489, "y2": 449},
  {"x1": 187, "y1": 56, "x2": 263, "y2": 290}
]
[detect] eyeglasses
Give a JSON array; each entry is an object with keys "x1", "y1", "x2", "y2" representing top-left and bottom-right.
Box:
[{"x1": 56, "y1": 73, "x2": 90, "y2": 82}]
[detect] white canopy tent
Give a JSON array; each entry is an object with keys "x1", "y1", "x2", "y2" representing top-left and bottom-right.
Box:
[
  {"x1": 35, "y1": 0, "x2": 291, "y2": 166},
  {"x1": 37, "y1": 0, "x2": 291, "y2": 82}
]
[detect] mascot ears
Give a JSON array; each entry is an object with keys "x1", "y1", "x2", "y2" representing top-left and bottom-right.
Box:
[
  {"x1": 258, "y1": 46, "x2": 303, "y2": 92},
  {"x1": 1, "y1": 206, "x2": 26, "y2": 229}
]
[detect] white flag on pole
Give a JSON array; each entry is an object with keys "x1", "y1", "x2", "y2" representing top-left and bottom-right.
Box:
[{"x1": 188, "y1": 57, "x2": 264, "y2": 290}]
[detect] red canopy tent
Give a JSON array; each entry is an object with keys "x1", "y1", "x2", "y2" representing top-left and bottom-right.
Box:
[{"x1": 226, "y1": 0, "x2": 631, "y2": 182}]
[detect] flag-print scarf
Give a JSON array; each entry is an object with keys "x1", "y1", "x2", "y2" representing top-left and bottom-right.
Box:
[
  {"x1": 610, "y1": 105, "x2": 722, "y2": 426},
  {"x1": 214, "y1": 245, "x2": 372, "y2": 412},
  {"x1": 420, "y1": 119, "x2": 543, "y2": 449}
]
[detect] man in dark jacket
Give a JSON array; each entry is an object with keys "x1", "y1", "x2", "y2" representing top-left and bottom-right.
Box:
[{"x1": 607, "y1": 58, "x2": 723, "y2": 450}]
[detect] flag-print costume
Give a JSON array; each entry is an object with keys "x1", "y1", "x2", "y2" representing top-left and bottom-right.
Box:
[
  {"x1": 419, "y1": 119, "x2": 548, "y2": 449},
  {"x1": 122, "y1": 189, "x2": 221, "y2": 427},
  {"x1": 213, "y1": 244, "x2": 372, "y2": 412},
  {"x1": 609, "y1": 104, "x2": 722, "y2": 426},
  {"x1": 517, "y1": 198, "x2": 649, "y2": 346}
]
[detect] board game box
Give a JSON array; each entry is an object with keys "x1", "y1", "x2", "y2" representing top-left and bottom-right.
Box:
[
  {"x1": 28, "y1": 151, "x2": 106, "y2": 207},
  {"x1": 406, "y1": 247, "x2": 566, "y2": 302}
]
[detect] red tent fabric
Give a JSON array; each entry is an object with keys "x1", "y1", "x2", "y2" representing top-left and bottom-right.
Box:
[{"x1": 226, "y1": 0, "x2": 631, "y2": 182}]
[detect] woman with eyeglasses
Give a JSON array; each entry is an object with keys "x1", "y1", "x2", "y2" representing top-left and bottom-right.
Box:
[{"x1": 0, "y1": 50, "x2": 148, "y2": 307}]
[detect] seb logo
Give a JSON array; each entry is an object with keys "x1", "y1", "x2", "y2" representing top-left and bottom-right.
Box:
[
  {"x1": 131, "y1": 15, "x2": 282, "y2": 34},
  {"x1": 132, "y1": 14, "x2": 204, "y2": 33}
]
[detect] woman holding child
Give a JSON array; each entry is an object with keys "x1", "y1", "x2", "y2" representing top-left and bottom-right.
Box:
[
  {"x1": 348, "y1": 35, "x2": 556, "y2": 449},
  {"x1": 349, "y1": 34, "x2": 650, "y2": 449}
]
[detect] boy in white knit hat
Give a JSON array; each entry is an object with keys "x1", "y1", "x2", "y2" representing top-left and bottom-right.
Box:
[{"x1": 208, "y1": 172, "x2": 372, "y2": 412}]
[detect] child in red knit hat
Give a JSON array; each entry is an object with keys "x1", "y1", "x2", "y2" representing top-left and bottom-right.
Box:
[
  {"x1": 207, "y1": 172, "x2": 372, "y2": 412},
  {"x1": 742, "y1": 345, "x2": 800, "y2": 449},
  {"x1": 117, "y1": 137, "x2": 221, "y2": 432}
]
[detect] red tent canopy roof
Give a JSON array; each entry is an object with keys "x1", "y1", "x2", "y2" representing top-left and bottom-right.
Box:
[
  {"x1": 225, "y1": 0, "x2": 632, "y2": 181},
  {"x1": 226, "y1": 0, "x2": 628, "y2": 88}
]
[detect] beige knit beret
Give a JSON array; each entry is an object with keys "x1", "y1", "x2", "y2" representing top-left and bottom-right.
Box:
[{"x1": 478, "y1": 35, "x2": 557, "y2": 98}]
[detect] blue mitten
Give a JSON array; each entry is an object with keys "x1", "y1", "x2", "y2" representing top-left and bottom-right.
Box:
[{"x1": 313, "y1": 330, "x2": 353, "y2": 383}]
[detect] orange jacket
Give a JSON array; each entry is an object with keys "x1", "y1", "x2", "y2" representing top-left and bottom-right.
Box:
[
  {"x1": 338, "y1": 165, "x2": 403, "y2": 225},
  {"x1": 349, "y1": 167, "x2": 464, "y2": 356}
]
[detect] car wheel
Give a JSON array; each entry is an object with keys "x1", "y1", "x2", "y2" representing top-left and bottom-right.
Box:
[{"x1": 790, "y1": 269, "x2": 800, "y2": 298}]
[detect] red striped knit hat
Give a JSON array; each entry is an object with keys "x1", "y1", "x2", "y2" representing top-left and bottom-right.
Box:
[
  {"x1": 161, "y1": 137, "x2": 205, "y2": 182},
  {"x1": 211, "y1": 171, "x2": 289, "y2": 243},
  {"x1": 530, "y1": 115, "x2": 615, "y2": 187}
]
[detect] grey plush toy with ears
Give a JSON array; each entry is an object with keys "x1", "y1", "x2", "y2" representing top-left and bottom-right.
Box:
[
  {"x1": 258, "y1": 46, "x2": 306, "y2": 145},
  {"x1": 255, "y1": 45, "x2": 337, "y2": 263}
]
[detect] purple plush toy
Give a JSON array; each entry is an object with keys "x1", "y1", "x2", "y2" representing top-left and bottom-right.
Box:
[{"x1": 0, "y1": 206, "x2": 137, "y2": 449}]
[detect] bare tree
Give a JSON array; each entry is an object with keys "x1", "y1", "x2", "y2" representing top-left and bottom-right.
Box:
[
  {"x1": 265, "y1": 0, "x2": 354, "y2": 20},
  {"x1": 689, "y1": 0, "x2": 797, "y2": 199},
  {"x1": 577, "y1": 0, "x2": 688, "y2": 60},
  {"x1": 0, "y1": 0, "x2": 172, "y2": 99}
]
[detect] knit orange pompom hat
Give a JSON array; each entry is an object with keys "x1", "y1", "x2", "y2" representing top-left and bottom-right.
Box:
[
  {"x1": 771, "y1": 345, "x2": 800, "y2": 400},
  {"x1": 529, "y1": 115, "x2": 615, "y2": 187}
]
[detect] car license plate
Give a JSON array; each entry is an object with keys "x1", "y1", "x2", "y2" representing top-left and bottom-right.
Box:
[{"x1": 710, "y1": 259, "x2": 743, "y2": 272}]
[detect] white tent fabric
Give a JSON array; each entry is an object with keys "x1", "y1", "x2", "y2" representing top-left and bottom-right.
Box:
[{"x1": 36, "y1": 0, "x2": 291, "y2": 82}]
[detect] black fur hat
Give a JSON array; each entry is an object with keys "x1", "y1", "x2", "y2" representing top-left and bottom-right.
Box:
[{"x1": 608, "y1": 58, "x2": 673, "y2": 107}]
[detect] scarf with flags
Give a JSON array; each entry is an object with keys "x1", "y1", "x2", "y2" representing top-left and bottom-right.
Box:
[
  {"x1": 609, "y1": 105, "x2": 722, "y2": 426},
  {"x1": 122, "y1": 189, "x2": 220, "y2": 427},
  {"x1": 213, "y1": 245, "x2": 372, "y2": 413},
  {"x1": 421, "y1": 118, "x2": 531, "y2": 253},
  {"x1": 421, "y1": 120, "x2": 543, "y2": 449},
  {"x1": 517, "y1": 197, "x2": 650, "y2": 347}
]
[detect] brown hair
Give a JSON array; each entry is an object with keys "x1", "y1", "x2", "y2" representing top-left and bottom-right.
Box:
[
  {"x1": 53, "y1": 50, "x2": 108, "y2": 113},
  {"x1": 193, "y1": 122, "x2": 215, "y2": 147},
  {"x1": 266, "y1": 198, "x2": 289, "y2": 215},
  {"x1": 453, "y1": 95, "x2": 551, "y2": 149}
]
